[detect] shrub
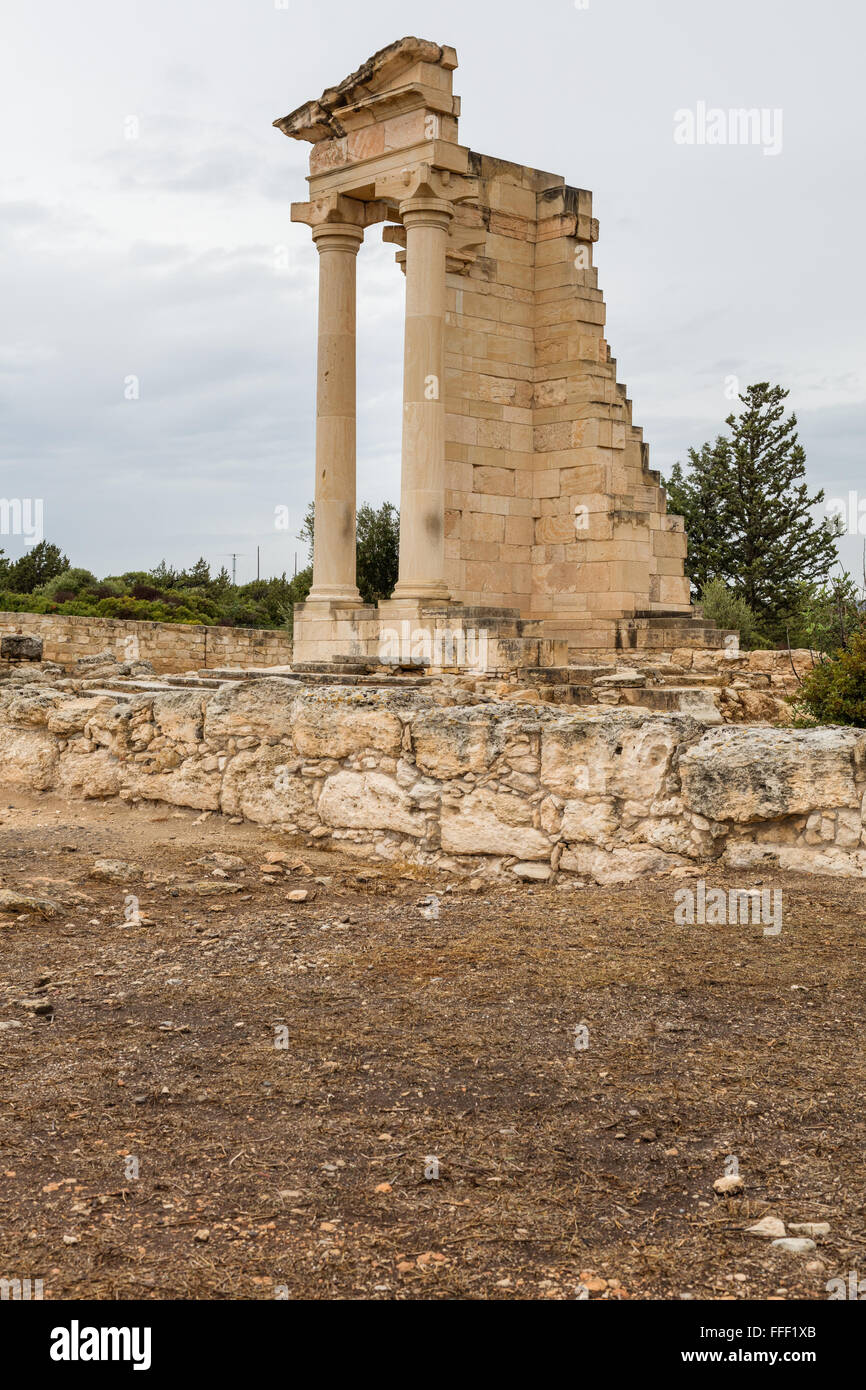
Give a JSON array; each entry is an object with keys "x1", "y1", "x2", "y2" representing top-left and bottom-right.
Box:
[
  {"x1": 698, "y1": 578, "x2": 768, "y2": 650},
  {"x1": 38, "y1": 567, "x2": 97, "y2": 599},
  {"x1": 794, "y1": 627, "x2": 866, "y2": 727}
]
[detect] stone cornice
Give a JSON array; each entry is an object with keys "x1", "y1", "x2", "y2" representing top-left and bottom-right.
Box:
[{"x1": 274, "y1": 36, "x2": 458, "y2": 142}]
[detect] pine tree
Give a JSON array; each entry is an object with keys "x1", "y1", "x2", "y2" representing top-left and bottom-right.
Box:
[
  {"x1": 4, "y1": 541, "x2": 69, "y2": 593},
  {"x1": 665, "y1": 384, "x2": 842, "y2": 634},
  {"x1": 665, "y1": 444, "x2": 732, "y2": 595}
]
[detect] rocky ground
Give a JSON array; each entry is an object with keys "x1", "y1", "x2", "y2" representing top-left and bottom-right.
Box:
[{"x1": 0, "y1": 790, "x2": 863, "y2": 1301}]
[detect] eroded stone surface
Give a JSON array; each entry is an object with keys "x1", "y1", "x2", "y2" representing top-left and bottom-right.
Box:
[{"x1": 0, "y1": 681, "x2": 863, "y2": 884}]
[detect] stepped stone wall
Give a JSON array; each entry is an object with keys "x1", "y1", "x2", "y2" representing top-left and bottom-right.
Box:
[
  {"x1": 0, "y1": 677, "x2": 863, "y2": 883},
  {"x1": 440, "y1": 163, "x2": 690, "y2": 629},
  {"x1": 0, "y1": 613, "x2": 293, "y2": 676}
]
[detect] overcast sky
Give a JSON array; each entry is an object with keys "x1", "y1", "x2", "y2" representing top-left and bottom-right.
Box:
[{"x1": 2, "y1": 0, "x2": 864, "y2": 584}]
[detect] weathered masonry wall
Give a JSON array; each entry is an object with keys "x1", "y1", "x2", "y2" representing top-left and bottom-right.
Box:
[
  {"x1": 1, "y1": 680, "x2": 864, "y2": 883},
  {"x1": 0, "y1": 613, "x2": 293, "y2": 675},
  {"x1": 442, "y1": 162, "x2": 690, "y2": 631}
]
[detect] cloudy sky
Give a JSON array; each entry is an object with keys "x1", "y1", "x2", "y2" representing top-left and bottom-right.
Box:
[{"x1": 2, "y1": 0, "x2": 864, "y2": 583}]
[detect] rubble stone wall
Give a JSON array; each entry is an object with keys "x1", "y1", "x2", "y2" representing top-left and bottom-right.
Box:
[
  {"x1": 0, "y1": 679, "x2": 863, "y2": 883},
  {"x1": 0, "y1": 612, "x2": 293, "y2": 675}
]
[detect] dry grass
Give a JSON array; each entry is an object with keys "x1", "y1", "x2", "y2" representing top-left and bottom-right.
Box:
[{"x1": 0, "y1": 792, "x2": 864, "y2": 1300}]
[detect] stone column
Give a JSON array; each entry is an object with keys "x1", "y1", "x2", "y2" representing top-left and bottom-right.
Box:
[
  {"x1": 307, "y1": 217, "x2": 364, "y2": 605},
  {"x1": 391, "y1": 196, "x2": 454, "y2": 604}
]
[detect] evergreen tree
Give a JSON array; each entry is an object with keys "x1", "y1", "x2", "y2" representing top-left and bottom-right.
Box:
[
  {"x1": 298, "y1": 500, "x2": 400, "y2": 605},
  {"x1": 356, "y1": 501, "x2": 399, "y2": 603},
  {"x1": 665, "y1": 384, "x2": 842, "y2": 633},
  {"x1": 665, "y1": 443, "x2": 732, "y2": 595},
  {"x1": 5, "y1": 540, "x2": 69, "y2": 593}
]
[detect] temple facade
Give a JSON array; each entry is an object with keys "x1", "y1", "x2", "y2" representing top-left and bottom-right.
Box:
[{"x1": 277, "y1": 37, "x2": 720, "y2": 667}]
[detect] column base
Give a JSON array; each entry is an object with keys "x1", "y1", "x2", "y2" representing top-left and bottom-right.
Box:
[
  {"x1": 389, "y1": 582, "x2": 451, "y2": 605},
  {"x1": 304, "y1": 588, "x2": 363, "y2": 607}
]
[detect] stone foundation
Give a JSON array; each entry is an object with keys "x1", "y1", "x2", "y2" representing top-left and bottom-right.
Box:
[
  {"x1": 1, "y1": 676, "x2": 862, "y2": 883},
  {"x1": 0, "y1": 612, "x2": 293, "y2": 676}
]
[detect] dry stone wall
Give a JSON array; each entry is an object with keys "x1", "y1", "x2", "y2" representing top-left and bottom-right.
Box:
[
  {"x1": 0, "y1": 678, "x2": 863, "y2": 883},
  {"x1": 0, "y1": 612, "x2": 293, "y2": 675}
]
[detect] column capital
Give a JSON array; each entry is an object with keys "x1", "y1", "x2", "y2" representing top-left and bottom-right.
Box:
[
  {"x1": 291, "y1": 192, "x2": 388, "y2": 233},
  {"x1": 398, "y1": 196, "x2": 454, "y2": 231},
  {"x1": 311, "y1": 222, "x2": 364, "y2": 254},
  {"x1": 374, "y1": 161, "x2": 479, "y2": 209}
]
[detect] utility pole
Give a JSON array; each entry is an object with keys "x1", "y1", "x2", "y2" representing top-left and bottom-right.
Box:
[
  {"x1": 257, "y1": 545, "x2": 260, "y2": 582},
  {"x1": 219, "y1": 553, "x2": 247, "y2": 586}
]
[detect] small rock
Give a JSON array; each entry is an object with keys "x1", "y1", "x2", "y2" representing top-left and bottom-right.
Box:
[
  {"x1": 788, "y1": 1222, "x2": 830, "y2": 1238},
  {"x1": 89, "y1": 859, "x2": 141, "y2": 883},
  {"x1": 416, "y1": 1251, "x2": 446, "y2": 1269},
  {"x1": 204, "y1": 853, "x2": 245, "y2": 871},
  {"x1": 287, "y1": 889, "x2": 313, "y2": 903},
  {"x1": 771, "y1": 1237, "x2": 816, "y2": 1254},
  {"x1": 511, "y1": 862, "x2": 552, "y2": 882},
  {"x1": 18, "y1": 998, "x2": 54, "y2": 1015},
  {"x1": 0, "y1": 889, "x2": 64, "y2": 918},
  {"x1": 194, "y1": 1228, "x2": 210, "y2": 1242},
  {"x1": 746, "y1": 1216, "x2": 787, "y2": 1239},
  {"x1": 713, "y1": 1174, "x2": 744, "y2": 1196}
]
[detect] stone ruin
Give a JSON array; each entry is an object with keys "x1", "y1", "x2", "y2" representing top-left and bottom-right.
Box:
[
  {"x1": 0, "y1": 39, "x2": 852, "y2": 892},
  {"x1": 276, "y1": 36, "x2": 735, "y2": 674}
]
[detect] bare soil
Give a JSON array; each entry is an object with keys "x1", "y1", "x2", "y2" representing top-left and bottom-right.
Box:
[{"x1": 0, "y1": 791, "x2": 863, "y2": 1301}]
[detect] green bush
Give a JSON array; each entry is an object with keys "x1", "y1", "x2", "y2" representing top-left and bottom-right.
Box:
[
  {"x1": 794, "y1": 628, "x2": 866, "y2": 727},
  {"x1": 782, "y1": 574, "x2": 864, "y2": 656},
  {"x1": 37, "y1": 568, "x2": 98, "y2": 599},
  {"x1": 698, "y1": 578, "x2": 769, "y2": 650}
]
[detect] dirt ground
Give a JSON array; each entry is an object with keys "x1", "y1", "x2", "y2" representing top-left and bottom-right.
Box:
[{"x1": 0, "y1": 790, "x2": 863, "y2": 1301}]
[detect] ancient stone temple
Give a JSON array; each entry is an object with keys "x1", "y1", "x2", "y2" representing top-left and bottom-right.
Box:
[{"x1": 276, "y1": 37, "x2": 724, "y2": 669}]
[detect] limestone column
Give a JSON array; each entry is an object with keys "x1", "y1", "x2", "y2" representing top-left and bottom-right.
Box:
[
  {"x1": 307, "y1": 218, "x2": 364, "y2": 605},
  {"x1": 391, "y1": 196, "x2": 454, "y2": 604}
]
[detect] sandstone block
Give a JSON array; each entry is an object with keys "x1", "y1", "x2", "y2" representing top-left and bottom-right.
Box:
[
  {"x1": 680, "y1": 728, "x2": 862, "y2": 823},
  {"x1": 318, "y1": 771, "x2": 424, "y2": 837},
  {"x1": 441, "y1": 787, "x2": 551, "y2": 859}
]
